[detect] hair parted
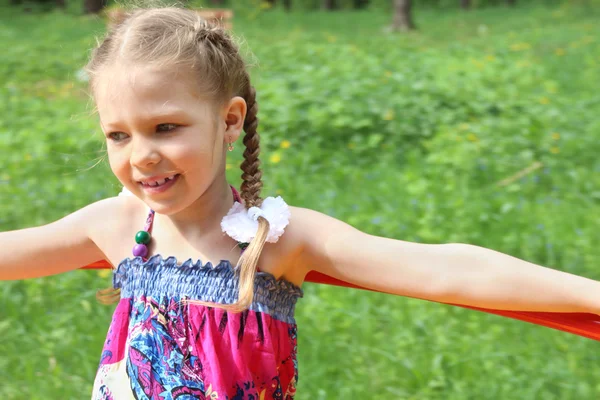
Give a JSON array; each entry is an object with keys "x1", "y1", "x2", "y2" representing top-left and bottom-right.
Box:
[{"x1": 91, "y1": 6, "x2": 269, "y2": 313}]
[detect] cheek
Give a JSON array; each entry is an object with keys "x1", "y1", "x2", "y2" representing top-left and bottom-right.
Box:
[
  {"x1": 106, "y1": 150, "x2": 128, "y2": 177},
  {"x1": 174, "y1": 138, "x2": 220, "y2": 167}
]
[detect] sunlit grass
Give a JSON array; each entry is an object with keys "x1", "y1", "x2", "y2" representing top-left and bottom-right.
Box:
[{"x1": 0, "y1": 2, "x2": 599, "y2": 399}]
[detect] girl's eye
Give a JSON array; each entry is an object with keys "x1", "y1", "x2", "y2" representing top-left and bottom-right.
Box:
[
  {"x1": 108, "y1": 132, "x2": 128, "y2": 141},
  {"x1": 107, "y1": 124, "x2": 178, "y2": 142},
  {"x1": 157, "y1": 123, "x2": 178, "y2": 132}
]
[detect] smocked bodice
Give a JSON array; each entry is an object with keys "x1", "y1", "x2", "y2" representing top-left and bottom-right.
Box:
[{"x1": 113, "y1": 254, "x2": 303, "y2": 323}]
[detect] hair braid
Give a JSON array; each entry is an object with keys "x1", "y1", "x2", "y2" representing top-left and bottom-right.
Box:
[{"x1": 240, "y1": 85, "x2": 263, "y2": 208}]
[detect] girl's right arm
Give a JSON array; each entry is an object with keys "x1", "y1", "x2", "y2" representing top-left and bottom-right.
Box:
[{"x1": 0, "y1": 197, "x2": 125, "y2": 281}]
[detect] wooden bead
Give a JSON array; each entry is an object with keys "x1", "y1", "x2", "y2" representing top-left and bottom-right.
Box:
[
  {"x1": 133, "y1": 244, "x2": 148, "y2": 258},
  {"x1": 135, "y1": 230, "x2": 151, "y2": 244}
]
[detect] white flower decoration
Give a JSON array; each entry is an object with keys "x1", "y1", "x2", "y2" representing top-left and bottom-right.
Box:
[
  {"x1": 221, "y1": 196, "x2": 291, "y2": 243},
  {"x1": 119, "y1": 186, "x2": 134, "y2": 197}
]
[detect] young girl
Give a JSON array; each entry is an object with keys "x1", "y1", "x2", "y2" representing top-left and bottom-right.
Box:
[{"x1": 1, "y1": 6, "x2": 599, "y2": 400}]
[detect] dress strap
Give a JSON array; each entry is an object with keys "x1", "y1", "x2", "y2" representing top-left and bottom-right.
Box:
[{"x1": 143, "y1": 209, "x2": 156, "y2": 234}]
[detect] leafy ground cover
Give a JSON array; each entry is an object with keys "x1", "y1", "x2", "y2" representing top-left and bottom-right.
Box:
[{"x1": 0, "y1": 2, "x2": 599, "y2": 399}]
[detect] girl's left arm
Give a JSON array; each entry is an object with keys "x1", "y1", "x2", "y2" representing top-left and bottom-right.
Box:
[{"x1": 291, "y1": 206, "x2": 600, "y2": 314}]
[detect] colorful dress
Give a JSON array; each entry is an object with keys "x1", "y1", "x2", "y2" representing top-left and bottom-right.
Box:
[{"x1": 91, "y1": 206, "x2": 303, "y2": 399}]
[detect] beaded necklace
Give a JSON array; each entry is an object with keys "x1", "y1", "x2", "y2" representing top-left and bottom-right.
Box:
[{"x1": 131, "y1": 185, "x2": 250, "y2": 262}]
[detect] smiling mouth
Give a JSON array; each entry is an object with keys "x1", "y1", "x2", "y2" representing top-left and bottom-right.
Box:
[{"x1": 140, "y1": 174, "x2": 181, "y2": 187}]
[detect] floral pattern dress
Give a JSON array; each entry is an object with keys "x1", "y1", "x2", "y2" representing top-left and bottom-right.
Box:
[{"x1": 91, "y1": 206, "x2": 303, "y2": 400}]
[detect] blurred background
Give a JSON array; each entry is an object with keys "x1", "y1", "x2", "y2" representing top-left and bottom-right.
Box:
[{"x1": 1, "y1": 0, "x2": 599, "y2": 398}]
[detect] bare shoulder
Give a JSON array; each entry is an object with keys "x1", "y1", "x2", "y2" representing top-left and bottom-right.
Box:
[
  {"x1": 85, "y1": 195, "x2": 149, "y2": 267},
  {"x1": 274, "y1": 205, "x2": 360, "y2": 284}
]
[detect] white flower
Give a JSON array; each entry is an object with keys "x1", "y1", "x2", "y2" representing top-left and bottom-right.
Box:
[{"x1": 221, "y1": 196, "x2": 290, "y2": 243}]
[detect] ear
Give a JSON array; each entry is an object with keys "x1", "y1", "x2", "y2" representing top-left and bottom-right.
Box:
[{"x1": 221, "y1": 96, "x2": 247, "y2": 144}]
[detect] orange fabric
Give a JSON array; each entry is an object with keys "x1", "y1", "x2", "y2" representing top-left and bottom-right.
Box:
[{"x1": 82, "y1": 261, "x2": 600, "y2": 341}]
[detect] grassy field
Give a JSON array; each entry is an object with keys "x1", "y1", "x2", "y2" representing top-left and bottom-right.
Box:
[{"x1": 1, "y1": 1, "x2": 599, "y2": 399}]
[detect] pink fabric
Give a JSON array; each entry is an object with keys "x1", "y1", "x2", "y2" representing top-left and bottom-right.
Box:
[
  {"x1": 93, "y1": 297, "x2": 298, "y2": 399},
  {"x1": 188, "y1": 306, "x2": 297, "y2": 394}
]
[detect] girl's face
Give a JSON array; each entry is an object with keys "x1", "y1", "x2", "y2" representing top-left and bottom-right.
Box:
[{"x1": 94, "y1": 64, "x2": 242, "y2": 215}]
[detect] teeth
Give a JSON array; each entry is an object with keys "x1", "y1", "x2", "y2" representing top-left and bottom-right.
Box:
[{"x1": 145, "y1": 175, "x2": 176, "y2": 187}]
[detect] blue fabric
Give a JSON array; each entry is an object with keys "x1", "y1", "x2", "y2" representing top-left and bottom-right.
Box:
[{"x1": 113, "y1": 254, "x2": 303, "y2": 324}]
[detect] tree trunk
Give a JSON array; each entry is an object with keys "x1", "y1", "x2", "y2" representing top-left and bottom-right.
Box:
[
  {"x1": 83, "y1": 0, "x2": 105, "y2": 14},
  {"x1": 352, "y1": 0, "x2": 368, "y2": 8},
  {"x1": 283, "y1": 0, "x2": 292, "y2": 11},
  {"x1": 460, "y1": 0, "x2": 471, "y2": 9},
  {"x1": 55, "y1": 0, "x2": 65, "y2": 8},
  {"x1": 322, "y1": 0, "x2": 337, "y2": 10},
  {"x1": 506, "y1": 0, "x2": 516, "y2": 6},
  {"x1": 391, "y1": 0, "x2": 415, "y2": 32}
]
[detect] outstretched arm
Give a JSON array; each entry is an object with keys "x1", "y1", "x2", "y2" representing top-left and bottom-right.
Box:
[
  {"x1": 0, "y1": 197, "x2": 127, "y2": 281},
  {"x1": 291, "y1": 207, "x2": 600, "y2": 314}
]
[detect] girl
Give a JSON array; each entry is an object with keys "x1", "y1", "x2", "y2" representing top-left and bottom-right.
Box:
[{"x1": 1, "y1": 6, "x2": 599, "y2": 400}]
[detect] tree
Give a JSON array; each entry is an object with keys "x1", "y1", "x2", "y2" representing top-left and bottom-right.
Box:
[
  {"x1": 460, "y1": 0, "x2": 471, "y2": 9},
  {"x1": 352, "y1": 0, "x2": 369, "y2": 8},
  {"x1": 83, "y1": 0, "x2": 105, "y2": 14},
  {"x1": 322, "y1": 0, "x2": 337, "y2": 10},
  {"x1": 391, "y1": 0, "x2": 415, "y2": 32}
]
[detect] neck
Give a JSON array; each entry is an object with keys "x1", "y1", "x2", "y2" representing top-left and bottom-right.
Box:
[{"x1": 158, "y1": 178, "x2": 236, "y2": 241}]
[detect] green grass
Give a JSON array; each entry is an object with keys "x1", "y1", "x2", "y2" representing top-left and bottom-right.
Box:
[{"x1": 1, "y1": 2, "x2": 599, "y2": 399}]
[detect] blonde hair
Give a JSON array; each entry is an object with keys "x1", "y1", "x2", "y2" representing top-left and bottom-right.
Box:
[{"x1": 91, "y1": 7, "x2": 269, "y2": 313}]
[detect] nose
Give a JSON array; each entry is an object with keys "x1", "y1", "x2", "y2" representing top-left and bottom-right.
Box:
[{"x1": 129, "y1": 134, "x2": 161, "y2": 168}]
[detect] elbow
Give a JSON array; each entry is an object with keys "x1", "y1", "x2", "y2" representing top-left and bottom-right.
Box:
[{"x1": 427, "y1": 243, "x2": 474, "y2": 304}]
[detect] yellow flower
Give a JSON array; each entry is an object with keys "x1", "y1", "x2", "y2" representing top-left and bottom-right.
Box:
[
  {"x1": 259, "y1": 1, "x2": 272, "y2": 9},
  {"x1": 383, "y1": 109, "x2": 394, "y2": 121},
  {"x1": 467, "y1": 133, "x2": 478, "y2": 142},
  {"x1": 509, "y1": 43, "x2": 531, "y2": 51},
  {"x1": 280, "y1": 140, "x2": 291, "y2": 149},
  {"x1": 552, "y1": 132, "x2": 560, "y2": 140},
  {"x1": 24, "y1": 154, "x2": 32, "y2": 161},
  {"x1": 539, "y1": 97, "x2": 550, "y2": 105},
  {"x1": 226, "y1": 163, "x2": 233, "y2": 170},
  {"x1": 458, "y1": 123, "x2": 470, "y2": 131},
  {"x1": 384, "y1": 71, "x2": 393, "y2": 78},
  {"x1": 470, "y1": 58, "x2": 485, "y2": 69},
  {"x1": 97, "y1": 269, "x2": 111, "y2": 279},
  {"x1": 485, "y1": 54, "x2": 496, "y2": 62},
  {"x1": 555, "y1": 48, "x2": 565, "y2": 56},
  {"x1": 325, "y1": 34, "x2": 337, "y2": 43},
  {"x1": 347, "y1": 142, "x2": 356, "y2": 149},
  {"x1": 550, "y1": 146, "x2": 560, "y2": 154},
  {"x1": 276, "y1": 189, "x2": 283, "y2": 195},
  {"x1": 269, "y1": 153, "x2": 281, "y2": 164}
]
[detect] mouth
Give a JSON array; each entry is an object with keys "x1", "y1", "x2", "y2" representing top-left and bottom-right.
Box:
[
  {"x1": 139, "y1": 174, "x2": 181, "y2": 187},
  {"x1": 138, "y1": 174, "x2": 181, "y2": 194}
]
